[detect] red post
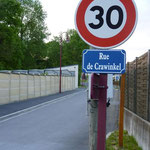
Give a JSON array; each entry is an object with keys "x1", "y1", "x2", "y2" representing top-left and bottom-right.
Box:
[
  {"x1": 91, "y1": 73, "x2": 108, "y2": 150},
  {"x1": 97, "y1": 74, "x2": 107, "y2": 150},
  {"x1": 59, "y1": 33, "x2": 70, "y2": 93}
]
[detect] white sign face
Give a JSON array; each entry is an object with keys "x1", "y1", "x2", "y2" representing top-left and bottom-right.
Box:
[
  {"x1": 85, "y1": 0, "x2": 127, "y2": 38},
  {"x1": 75, "y1": 0, "x2": 138, "y2": 49}
]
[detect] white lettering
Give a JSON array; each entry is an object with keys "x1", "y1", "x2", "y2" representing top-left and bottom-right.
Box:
[
  {"x1": 87, "y1": 63, "x2": 93, "y2": 70},
  {"x1": 94, "y1": 63, "x2": 99, "y2": 70},
  {"x1": 94, "y1": 63, "x2": 122, "y2": 71},
  {"x1": 99, "y1": 53, "x2": 109, "y2": 60}
]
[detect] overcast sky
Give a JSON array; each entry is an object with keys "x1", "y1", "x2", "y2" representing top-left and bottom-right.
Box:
[{"x1": 40, "y1": 0, "x2": 150, "y2": 62}]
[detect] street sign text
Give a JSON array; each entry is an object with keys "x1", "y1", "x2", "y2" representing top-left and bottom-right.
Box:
[{"x1": 82, "y1": 49, "x2": 126, "y2": 74}]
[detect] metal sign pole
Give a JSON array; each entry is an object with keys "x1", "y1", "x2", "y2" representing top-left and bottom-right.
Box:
[
  {"x1": 91, "y1": 73, "x2": 108, "y2": 150},
  {"x1": 97, "y1": 74, "x2": 107, "y2": 150}
]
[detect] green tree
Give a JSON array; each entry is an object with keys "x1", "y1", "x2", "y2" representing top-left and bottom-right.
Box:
[
  {"x1": 46, "y1": 29, "x2": 88, "y2": 84},
  {"x1": 62, "y1": 30, "x2": 88, "y2": 85},
  {"x1": 46, "y1": 29, "x2": 88, "y2": 68},
  {"x1": 62, "y1": 29, "x2": 88, "y2": 67},
  {"x1": 46, "y1": 40, "x2": 60, "y2": 68},
  {"x1": 0, "y1": 0, "x2": 49, "y2": 70},
  {"x1": 0, "y1": 0, "x2": 23, "y2": 69},
  {"x1": 18, "y1": 0, "x2": 49, "y2": 69}
]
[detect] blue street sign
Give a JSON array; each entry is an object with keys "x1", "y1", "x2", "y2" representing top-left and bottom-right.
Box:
[{"x1": 82, "y1": 49, "x2": 126, "y2": 74}]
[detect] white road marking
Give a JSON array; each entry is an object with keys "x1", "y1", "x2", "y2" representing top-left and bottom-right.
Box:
[{"x1": 0, "y1": 90, "x2": 86, "y2": 124}]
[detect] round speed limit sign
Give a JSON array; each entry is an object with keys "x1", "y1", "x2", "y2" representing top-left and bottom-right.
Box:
[{"x1": 75, "y1": 0, "x2": 138, "y2": 49}]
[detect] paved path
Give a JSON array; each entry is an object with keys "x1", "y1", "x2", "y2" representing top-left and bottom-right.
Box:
[
  {"x1": 0, "y1": 86, "x2": 120, "y2": 149},
  {"x1": 0, "y1": 88, "x2": 89, "y2": 150},
  {"x1": 106, "y1": 87, "x2": 120, "y2": 134}
]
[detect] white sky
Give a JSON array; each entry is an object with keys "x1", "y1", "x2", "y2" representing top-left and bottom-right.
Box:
[{"x1": 40, "y1": 0, "x2": 150, "y2": 62}]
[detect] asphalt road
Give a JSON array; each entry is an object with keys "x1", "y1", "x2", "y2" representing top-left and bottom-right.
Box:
[
  {"x1": 0, "y1": 89, "x2": 89, "y2": 150},
  {"x1": 0, "y1": 87, "x2": 120, "y2": 150}
]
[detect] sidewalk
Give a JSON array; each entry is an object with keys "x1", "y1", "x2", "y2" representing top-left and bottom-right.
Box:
[{"x1": 106, "y1": 87, "x2": 120, "y2": 134}]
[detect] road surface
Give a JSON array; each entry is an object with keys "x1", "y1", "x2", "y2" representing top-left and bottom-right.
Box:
[
  {"x1": 0, "y1": 89, "x2": 89, "y2": 150},
  {"x1": 0, "y1": 87, "x2": 120, "y2": 150}
]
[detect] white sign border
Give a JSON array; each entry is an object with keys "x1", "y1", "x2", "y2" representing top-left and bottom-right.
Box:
[
  {"x1": 82, "y1": 49, "x2": 126, "y2": 74},
  {"x1": 75, "y1": 0, "x2": 138, "y2": 49}
]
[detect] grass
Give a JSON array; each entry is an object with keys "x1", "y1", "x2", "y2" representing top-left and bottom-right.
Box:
[{"x1": 106, "y1": 130, "x2": 142, "y2": 150}]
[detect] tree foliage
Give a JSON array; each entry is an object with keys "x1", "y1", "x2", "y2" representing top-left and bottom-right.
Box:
[
  {"x1": 62, "y1": 29, "x2": 88, "y2": 67},
  {"x1": 46, "y1": 29, "x2": 88, "y2": 68},
  {"x1": 0, "y1": 0, "x2": 23, "y2": 69},
  {"x1": 0, "y1": 0, "x2": 88, "y2": 74},
  {"x1": 19, "y1": 0, "x2": 49, "y2": 69},
  {"x1": 46, "y1": 29, "x2": 89, "y2": 85},
  {"x1": 0, "y1": 0, "x2": 48, "y2": 69}
]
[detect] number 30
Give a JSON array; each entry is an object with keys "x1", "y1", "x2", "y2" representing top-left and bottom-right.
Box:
[{"x1": 89, "y1": 5, "x2": 123, "y2": 29}]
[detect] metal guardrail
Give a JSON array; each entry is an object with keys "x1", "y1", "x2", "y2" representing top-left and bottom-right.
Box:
[{"x1": 0, "y1": 69, "x2": 75, "y2": 77}]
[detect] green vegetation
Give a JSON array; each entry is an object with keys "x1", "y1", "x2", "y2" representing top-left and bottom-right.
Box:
[
  {"x1": 0, "y1": 0, "x2": 88, "y2": 73},
  {"x1": 106, "y1": 130, "x2": 142, "y2": 150},
  {"x1": 0, "y1": 0, "x2": 48, "y2": 69}
]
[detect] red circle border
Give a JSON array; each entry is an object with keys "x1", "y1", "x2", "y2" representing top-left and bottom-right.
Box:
[{"x1": 75, "y1": 0, "x2": 137, "y2": 49}]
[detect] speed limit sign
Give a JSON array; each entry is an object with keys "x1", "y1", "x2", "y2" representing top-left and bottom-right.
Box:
[{"x1": 75, "y1": 0, "x2": 138, "y2": 49}]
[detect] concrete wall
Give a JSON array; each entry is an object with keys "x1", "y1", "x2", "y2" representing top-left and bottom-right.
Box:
[
  {"x1": 48, "y1": 65, "x2": 78, "y2": 89},
  {"x1": 124, "y1": 108, "x2": 150, "y2": 150},
  {"x1": 0, "y1": 73, "x2": 76, "y2": 105}
]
